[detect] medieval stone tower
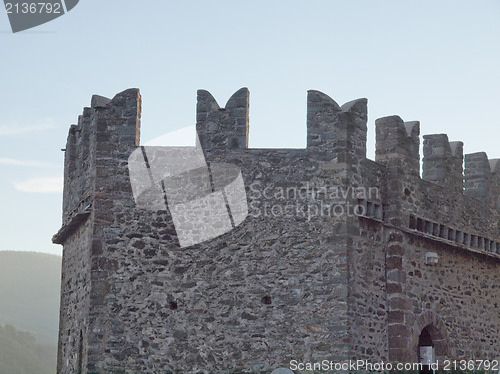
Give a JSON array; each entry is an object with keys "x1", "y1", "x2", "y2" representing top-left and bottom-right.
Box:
[{"x1": 53, "y1": 88, "x2": 499, "y2": 373}]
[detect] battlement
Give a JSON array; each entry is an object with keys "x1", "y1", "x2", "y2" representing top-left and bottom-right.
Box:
[
  {"x1": 196, "y1": 88, "x2": 249, "y2": 152},
  {"x1": 464, "y1": 152, "x2": 500, "y2": 206},
  {"x1": 194, "y1": 88, "x2": 499, "y2": 208},
  {"x1": 375, "y1": 115, "x2": 420, "y2": 176},
  {"x1": 195, "y1": 88, "x2": 369, "y2": 164},
  {"x1": 59, "y1": 88, "x2": 141, "y2": 221},
  {"x1": 60, "y1": 88, "x2": 500, "y2": 221},
  {"x1": 306, "y1": 90, "x2": 367, "y2": 164},
  {"x1": 423, "y1": 134, "x2": 464, "y2": 193},
  {"x1": 371, "y1": 116, "x2": 498, "y2": 207}
]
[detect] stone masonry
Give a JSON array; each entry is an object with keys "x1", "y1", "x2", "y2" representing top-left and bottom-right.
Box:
[{"x1": 53, "y1": 88, "x2": 500, "y2": 373}]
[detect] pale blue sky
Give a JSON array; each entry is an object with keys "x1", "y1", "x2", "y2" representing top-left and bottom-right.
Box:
[{"x1": 1, "y1": 0, "x2": 499, "y2": 255}]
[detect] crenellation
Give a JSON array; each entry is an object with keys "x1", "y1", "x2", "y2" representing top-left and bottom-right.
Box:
[
  {"x1": 340, "y1": 97, "x2": 368, "y2": 161},
  {"x1": 403, "y1": 121, "x2": 419, "y2": 137},
  {"x1": 65, "y1": 124, "x2": 78, "y2": 173},
  {"x1": 404, "y1": 120, "x2": 420, "y2": 174},
  {"x1": 62, "y1": 120, "x2": 84, "y2": 215},
  {"x1": 375, "y1": 116, "x2": 420, "y2": 177},
  {"x1": 449, "y1": 141, "x2": 462, "y2": 157},
  {"x1": 60, "y1": 89, "x2": 140, "y2": 222},
  {"x1": 488, "y1": 158, "x2": 500, "y2": 211},
  {"x1": 77, "y1": 108, "x2": 92, "y2": 173},
  {"x1": 306, "y1": 90, "x2": 340, "y2": 153},
  {"x1": 196, "y1": 87, "x2": 249, "y2": 153},
  {"x1": 107, "y1": 88, "x2": 141, "y2": 146},
  {"x1": 422, "y1": 134, "x2": 464, "y2": 193},
  {"x1": 307, "y1": 90, "x2": 367, "y2": 164},
  {"x1": 91, "y1": 94, "x2": 111, "y2": 109},
  {"x1": 490, "y1": 158, "x2": 500, "y2": 173},
  {"x1": 464, "y1": 152, "x2": 491, "y2": 201}
]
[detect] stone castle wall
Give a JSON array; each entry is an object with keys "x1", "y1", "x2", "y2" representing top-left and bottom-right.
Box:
[{"x1": 54, "y1": 88, "x2": 500, "y2": 373}]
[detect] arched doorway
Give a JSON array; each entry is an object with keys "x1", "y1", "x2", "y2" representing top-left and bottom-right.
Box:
[
  {"x1": 412, "y1": 314, "x2": 451, "y2": 365},
  {"x1": 418, "y1": 326, "x2": 435, "y2": 373}
]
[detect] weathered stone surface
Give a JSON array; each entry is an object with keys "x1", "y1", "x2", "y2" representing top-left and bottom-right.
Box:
[
  {"x1": 423, "y1": 134, "x2": 464, "y2": 193},
  {"x1": 55, "y1": 88, "x2": 499, "y2": 374}
]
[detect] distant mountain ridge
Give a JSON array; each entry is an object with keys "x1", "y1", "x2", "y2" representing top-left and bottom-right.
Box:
[
  {"x1": 0, "y1": 324, "x2": 56, "y2": 374},
  {"x1": 0, "y1": 251, "x2": 61, "y2": 345}
]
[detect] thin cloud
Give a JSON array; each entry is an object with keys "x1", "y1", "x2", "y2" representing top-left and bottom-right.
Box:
[
  {"x1": 0, "y1": 158, "x2": 59, "y2": 168},
  {"x1": 0, "y1": 122, "x2": 57, "y2": 136},
  {"x1": 14, "y1": 177, "x2": 63, "y2": 193}
]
